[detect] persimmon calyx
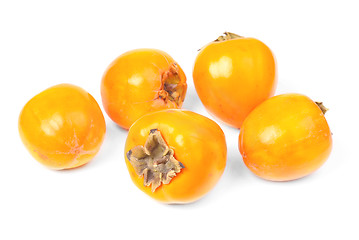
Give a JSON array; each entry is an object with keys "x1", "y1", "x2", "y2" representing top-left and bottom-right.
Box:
[
  {"x1": 157, "y1": 63, "x2": 185, "y2": 106},
  {"x1": 126, "y1": 129, "x2": 184, "y2": 192},
  {"x1": 315, "y1": 102, "x2": 328, "y2": 115},
  {"x1": 214, "y1": 32, "x2": 243, "y2": 42},
  {"x1": 198, "y1": 32, "x2": 244, "y2": 51}
]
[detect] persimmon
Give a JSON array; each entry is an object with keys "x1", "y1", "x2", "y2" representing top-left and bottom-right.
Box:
[
  {"x1": 124, "y1": 109, "x2": 227, "y2": 204},
  {"x1": 193, "y1": 32, "x2": 277, "y2": 128},
  {"x1": 238, "y1": 93, "x2": 332, "y2": 181},
  {"x1": 18, "y1": 84, "x2": 106, "y2": 170},
  {"x1": 101, "y1": 48, "x2": 187, "y2": 129}
]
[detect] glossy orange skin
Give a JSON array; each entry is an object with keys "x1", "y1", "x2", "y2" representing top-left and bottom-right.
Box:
[
  {"x1": 193, "y1": 37, "x2": 277, "y2": 128},
  {"x1": 101, "y1": 49, "x2": 187, "y2": 129},
  {"x1": 125, "y1": 109, "x2": 227, "y2": 204},
  {"x1": 239, "y1": 94, "x2": 332, "y2": 181},
  {"x1": 19, "y1": 84, "x2": 106, "y2": 170}
]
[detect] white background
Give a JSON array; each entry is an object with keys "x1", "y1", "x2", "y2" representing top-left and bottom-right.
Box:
[{"x1": 1, "y1": 0, "x2": 358, "y2": 239}]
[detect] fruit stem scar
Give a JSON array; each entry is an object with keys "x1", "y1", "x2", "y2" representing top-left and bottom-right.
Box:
[
  {"x1": 155, "y1": 63, "x2": 185, "y2": 106},
  {"x1": 126, "y1": 129, "x2": 184, "y2": 192}
]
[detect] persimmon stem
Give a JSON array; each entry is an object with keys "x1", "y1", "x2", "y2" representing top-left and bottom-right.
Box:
[
  {"x1": 315, "y1": 102, "x2": 328, "y2": 115},
  {"x1": 214, "y1": 32, "x2": 244, "y2": 42},
  {"x1": 198, "y1": 32, "x2": 244, "y2": 51}
]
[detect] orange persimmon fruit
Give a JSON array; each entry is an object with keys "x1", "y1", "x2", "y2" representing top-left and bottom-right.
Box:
[
  {"x1": 101, "y1": 48, "x2": 187, "y2": 130},
  {"x1": 18, "y1": 84, "x2": 106, "y2": 170},
  {"x1": 124, "y1": 109, "x2": 227, "y2": 204},
  {"x1": 239, "y1": 93, "x2": 332, "y2": 181},
  {"x1": 193, "y1": 32, "x2": 277, "y2": 128}
]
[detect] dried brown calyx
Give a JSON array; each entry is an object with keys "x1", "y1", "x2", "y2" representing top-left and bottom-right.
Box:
[
  {"x1": 156, "y1": 63, "x2": 186, "y2": 106},
  {"x1": 214, "y1": 32, "x2": 244, "y2": 42},
  {"x1": 198, "y1": 32, "x2": 244, "y2": 51},
  {"x1": 315, "y1": 102, "x2": 328, "y2": 115},
  {"x1": 126, "y1": 129, "x2": 184, "y2": 192}
]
